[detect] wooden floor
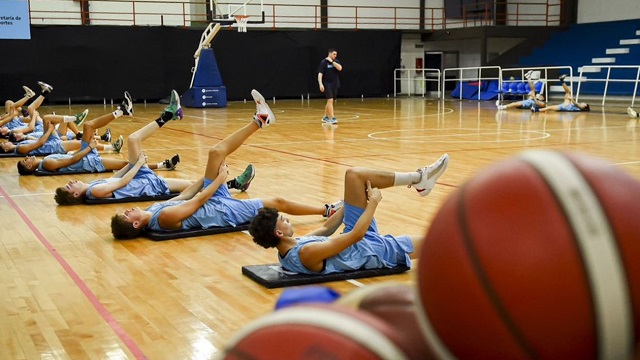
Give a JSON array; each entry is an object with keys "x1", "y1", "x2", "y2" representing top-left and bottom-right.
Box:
[{"x1": 1, "y1": 96, "x2": 638, "y2": 359}]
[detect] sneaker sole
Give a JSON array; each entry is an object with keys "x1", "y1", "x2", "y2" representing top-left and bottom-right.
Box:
[
  {"x1": 628, "y1": 107, "x2": 638, "y2": 118},
  {"x1": 124, "y1": 91, "x2": 134, "y2": 115},
  {"x1": 171, "y1": 90, "x2": 182, "y2": 120},
  {"x1": 251, "y1": 89, "x2": 276, "y2": 126}
]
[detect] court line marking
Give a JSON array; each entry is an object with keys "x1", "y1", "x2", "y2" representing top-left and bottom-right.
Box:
[{"x1": 0, "y1": 186, "x2": 147, "y2": 360}]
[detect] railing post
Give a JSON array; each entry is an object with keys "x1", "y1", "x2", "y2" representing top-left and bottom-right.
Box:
[
  {"x1": 355, "y1": 7, "x2": 358, "y2": 30},
  {"x1": 132, "y1": 1, "x2": 136, "y2": 26}
]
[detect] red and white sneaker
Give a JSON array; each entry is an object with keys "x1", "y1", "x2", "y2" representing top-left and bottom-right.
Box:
[
  {"x1": 251, "y1": 89, "x2": 276, "y2": 128},
  {"x1": 412, "y1": 154, "x2": 449, "y2": 197},
  {"x1": 323, "y1": 199, "x2": 344, "y2": 218}
]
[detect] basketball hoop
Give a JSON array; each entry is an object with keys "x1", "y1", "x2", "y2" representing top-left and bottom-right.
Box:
[{"x1": 234, "y1": 15, "x2": 249, "y2": 32}]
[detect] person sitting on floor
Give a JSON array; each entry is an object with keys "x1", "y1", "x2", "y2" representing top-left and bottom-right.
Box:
[
  {"x1": 54, "y1": 90, "x2": 255, "y2": 205},
  {"x1": 16, "y1": 92, "x2": 175, "y2": 175},
  {"x1": 110, "y1": 89, "x2": 342, "y2": 240},
  {"x1": 248, "y1": 153, "x2": 450, "y2": 274},
  {"x1": 496, "y1": 70, "x2": 546, "y2": 111},
  {"x1": 532, "y1": 75, "x2": 590, "y2": 113}
]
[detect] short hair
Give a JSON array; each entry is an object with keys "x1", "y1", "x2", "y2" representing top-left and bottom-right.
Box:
[
  {"x1": 17, "y1": 160, "x2": 36, "y2": 175},
  {"x1": 8, "y1": 131, "x2": 18, "y2": 143},
  {"x1": 249, "y1": 207, "x2": 281, "y2": 249},
  {"x1": 111, "y1": 214, "x2": 143, "y2": 240},
  {"x1": 54, "y1": 187, "x2": 85, "y2": 206},
  {"x1": 328, "y1": 48, "x2": 336, "y2": 53},
  {"x1": 582, "y1": 103, "x2": 590, "y2": 111}
]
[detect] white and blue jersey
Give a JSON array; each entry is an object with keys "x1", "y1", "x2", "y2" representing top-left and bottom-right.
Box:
[{"x1": 558, "y1": 103, "x2": 581, "y2": 112}]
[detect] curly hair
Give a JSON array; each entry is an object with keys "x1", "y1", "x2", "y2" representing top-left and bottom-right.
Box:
[
  {"x1": 17, "y1": 161, "x2": 36, "y2": 175},
  {"x1": 54, "y1": 187, "x2": 85, "y2": 205},
  {"x1": 111, "y1": 214, "x2": 143, "y2": 240},
  {"x1": 249, "y1": 207, "x2": 281, "y2": 249}
]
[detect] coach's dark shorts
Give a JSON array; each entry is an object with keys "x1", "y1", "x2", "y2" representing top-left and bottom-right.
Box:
[{"x1": 323, "y1": 82, "x2": 339, "y2": 99}]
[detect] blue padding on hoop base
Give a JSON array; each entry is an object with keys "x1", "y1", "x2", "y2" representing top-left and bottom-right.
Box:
[{"x1": 242, "y1": 264, "x2": 410, "y2": 289}]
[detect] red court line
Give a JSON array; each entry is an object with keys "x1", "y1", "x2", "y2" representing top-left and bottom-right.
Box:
[
  {"x1": 0, "y1": 186, "x2": 147, "y2": 360},
  {"x1": 167, "y1": 126, "x2": 458, "y2": 188}
]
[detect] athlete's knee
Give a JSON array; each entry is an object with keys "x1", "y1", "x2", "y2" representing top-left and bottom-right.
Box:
[
  {"x1": 207, "y1": 146, "x2": 226, "y2": 161},
  {"x1": 344, "y1": 167, "x2": 368, "y2": 184}
]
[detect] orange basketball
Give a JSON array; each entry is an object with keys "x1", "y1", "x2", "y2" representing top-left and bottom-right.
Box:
[
  {"x1": 219, "y1": 304, "x2": 413, "y2": 360},
  {"x1": 416, "y1": 150, "x2": 640, "y2": 359},
  {"x1": 337, "y1": 282, "x2": 433, "y2": 360}
]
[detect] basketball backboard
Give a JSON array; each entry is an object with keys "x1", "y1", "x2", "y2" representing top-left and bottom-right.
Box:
[{"x1": 209, "y1": 0, "x2": 265, "y2": 24}]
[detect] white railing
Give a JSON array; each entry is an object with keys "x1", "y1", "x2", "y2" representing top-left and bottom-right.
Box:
[
  {"x1": 501, "y1": 66, "x2": 574, "y2": 98},
  {"x1": 394, "y1": 68, "x2": 441, "y2": 98},
  {"x1": 442, "y1": 66, "x2": 502, "y2": 101},
  {"x1": 575, "y1": 65, "x2": 640, "y2": 106}
]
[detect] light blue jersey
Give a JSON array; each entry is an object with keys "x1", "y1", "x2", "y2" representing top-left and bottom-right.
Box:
[
  {"x1": 37, "y1": 141, "x2": 104, "y2": 173},
  {"x1": 146, "y1": 178, "x2": 263, "y2": 231},
  {"x1": 86, "y1": 166, "x2": 169, "y2": 199},
  {"x1": 278, "y1": 203, "x2": 413, "y2": 274},
  {"x1": 558, "y1": 103, "x2": 581, "y2": 112},
  {"x1": 16, "y1": 131, "x2": 65, "y2": 155}
]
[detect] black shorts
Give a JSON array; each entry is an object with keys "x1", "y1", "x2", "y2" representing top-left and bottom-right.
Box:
[{"x1": 323, "y1": 82, "x2": 339, "y2": 99}]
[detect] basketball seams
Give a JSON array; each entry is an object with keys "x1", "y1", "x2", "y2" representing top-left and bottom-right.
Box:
[
  {"x1": 218, "y1": 306, "x2": 410, "y2": 360},
  {"x1": 456, "y1": 183, "x2": 539, "y2": 359},
  {"x1": 520, "y1": 150, "x2": 633, "y2": 360}
]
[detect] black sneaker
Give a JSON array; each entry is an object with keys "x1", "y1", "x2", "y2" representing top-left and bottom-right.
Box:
[
  {"x1": 101, "y1": 128, "x2": 112, "y2": 142},
  {"x1": 163, "y1": 154, "x2": 180, "y2": 170},
  {"x1": 559, "y1": 74, "x2": 567, "y2": 83}
]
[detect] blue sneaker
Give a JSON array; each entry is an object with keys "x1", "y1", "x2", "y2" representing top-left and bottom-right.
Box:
[
  {"x1": 163, "y1": 90, "x2": 183, "y2": 120},
  {"x1": 531, "y1": 104, "x2": 540, "y2": 113},
  {"x1": 322, "y1": 115, "x2": 330, "y2": 123},
  {"x1": 330, "y1": 117, "x2": 338, "y2": 124}
]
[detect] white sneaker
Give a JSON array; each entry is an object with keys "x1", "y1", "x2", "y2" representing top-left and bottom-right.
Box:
[
  {"x1": 412, "y1": 154, "x2": 449, "y2": 197},
  {"x1": 627, "y1": 107, "x2": 639, "y2": 118},
  {"x1": 495, "y1": 99, "x2": 501, "y2": 107},
  {"x1": 23, "y1": 86, "x2": 35, "y2": 98},
  {"x1": 524, "y1": 70, "x2": 533, "y2": 80},
  {"x1": 323, "y1": 199, "x2": 344, "y2": 218},
  {"x1": 37, "y1": 81, "x2": 53, "y2": 93},
  {"x1": 251, "y1": 89, "x2": 276, "y2": 128}
]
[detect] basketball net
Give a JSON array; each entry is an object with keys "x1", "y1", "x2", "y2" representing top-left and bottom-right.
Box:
[{"x1": 234, "y1": 15, "x2": 249, "y2": 32}]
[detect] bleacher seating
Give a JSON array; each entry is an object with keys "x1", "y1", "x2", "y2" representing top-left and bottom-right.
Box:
[{"x1": 520, "y1": 19, "x2": 640, "y2": 95}]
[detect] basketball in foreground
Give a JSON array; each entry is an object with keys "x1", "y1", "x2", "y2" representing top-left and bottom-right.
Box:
[{"x1": 416, "y1": 150, "x2": 640, "y2": 359}]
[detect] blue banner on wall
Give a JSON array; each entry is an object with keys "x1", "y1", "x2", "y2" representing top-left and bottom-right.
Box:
[{"x1": 0, "y1": 0, "x2": 31, "y2": 40}]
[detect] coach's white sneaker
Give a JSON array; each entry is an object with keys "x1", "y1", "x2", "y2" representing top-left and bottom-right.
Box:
[
  {"x1": 412, "y1": 154, "x2": 449, "y2": 197},
  {"x1": 627, "y1": 107, "x2": 639, "y2": 118},
  {"x1": 251, "y1": 89, "x2": 276, "y2": 128}
]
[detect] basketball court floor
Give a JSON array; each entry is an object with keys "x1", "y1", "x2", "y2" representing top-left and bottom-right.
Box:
[{"x1": 1, "y1": 96, "x2": 638, "y2": 358}]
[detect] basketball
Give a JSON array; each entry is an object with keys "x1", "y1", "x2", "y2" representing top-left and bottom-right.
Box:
[
  {"x1": 218, "y1": 304, "x2": 413, "y2": 360},
  {"x1": 415, "y1": 150, "x2": 640, "y2": 359},
  {"x1": 337, "y1": 282, "x2": 433, "y2": 360}
]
